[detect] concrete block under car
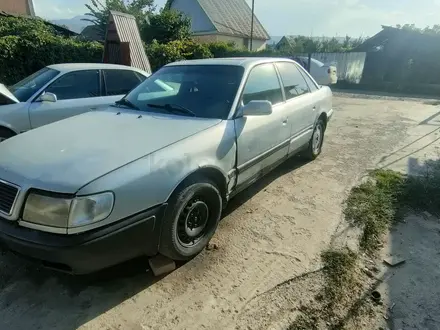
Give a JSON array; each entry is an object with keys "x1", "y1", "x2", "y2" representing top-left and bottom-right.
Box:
[{"x1": 149, "y1": 254, "x2": 176, "y2": 276}]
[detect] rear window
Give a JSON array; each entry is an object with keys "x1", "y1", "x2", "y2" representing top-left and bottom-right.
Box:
[{"x1": 104, "y1": 70, "x2": 144, "y2": 96}]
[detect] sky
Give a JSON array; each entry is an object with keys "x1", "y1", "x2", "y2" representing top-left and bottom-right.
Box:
[{"x1": 34, "y1": 0, "x2": 440, "y2": 37}]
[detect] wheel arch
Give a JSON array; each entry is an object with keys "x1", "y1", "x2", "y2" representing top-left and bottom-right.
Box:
[
  {"x1": 0, "y1": 124, "x2": 18, "y2": 137},
  {"x1": 317, "y1": 112, "x2": 328, "y2": 130},
  {"x1": 169, "y1": 166, "x2": 228, "y2": 205}
]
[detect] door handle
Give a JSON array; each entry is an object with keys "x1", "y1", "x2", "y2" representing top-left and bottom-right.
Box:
[
  {"x1": 90, "y1": 107, "x2": 98, "y2": 111},
  {"x1": 312, "y1": 106, "x2": 317, "y2": 111},
  {"x1": 282, "y1": 118, "x2": 288, "y2": 125}
]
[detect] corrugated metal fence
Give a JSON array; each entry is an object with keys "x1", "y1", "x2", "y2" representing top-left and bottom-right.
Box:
[{"x1": 301, "y1": 52, "x2": 367, "y2": 84}]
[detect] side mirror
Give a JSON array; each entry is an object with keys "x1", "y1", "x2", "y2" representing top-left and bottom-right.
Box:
[
  {"x1": 39, "y1": 92, "x2": 57, "y2": 103},
  {"x1": 240, "y1": 100, "x2": 273, "y2": 117}
]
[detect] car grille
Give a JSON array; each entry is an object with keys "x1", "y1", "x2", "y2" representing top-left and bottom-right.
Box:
[{"x1": 0, "y1": 180, "x2": 19, "y2": 215}]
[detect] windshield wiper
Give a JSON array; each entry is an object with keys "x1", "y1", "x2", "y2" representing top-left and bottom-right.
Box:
[
  {"x1": 147, "y1": 103, "x2": 196, "y2": 117},
  {"x1": 115, "y1": 98, "x2": 140, "y2": 110}
]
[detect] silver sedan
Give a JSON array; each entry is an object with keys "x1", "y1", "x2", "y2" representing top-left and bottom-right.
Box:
[
  {"x1": 0, "y1": 63, "x2": 149, "y2": 141},
  {"x1": 0, "y1": 58, "x2": 333, "y2": 274}
]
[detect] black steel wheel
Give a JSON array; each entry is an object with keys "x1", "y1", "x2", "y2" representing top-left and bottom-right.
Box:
[{"x1": 159, "y1": 176, "x2": 222, "y2": 260}]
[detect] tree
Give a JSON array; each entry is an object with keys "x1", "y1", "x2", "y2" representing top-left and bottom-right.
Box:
[
  {"x1": 83, "y1": 0, "x2": 155, "y2": 38},
  {"x1": 395, "y1": 24, "x2": 440, "y2": 35},
  {"x1": 143, "y1": 9, "x2": 191, "y2": 44}
]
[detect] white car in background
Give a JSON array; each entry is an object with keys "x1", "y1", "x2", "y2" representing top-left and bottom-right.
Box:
[
  {"x1": 0, "y1": 63, "x2": 150, "y2": 142},
  {"x1": 296, "y1": 57, "x2": 338, "y2": 86}
]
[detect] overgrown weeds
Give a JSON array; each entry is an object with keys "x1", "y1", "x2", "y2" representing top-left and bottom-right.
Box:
[
  {"x1": 344, "y1": 170, "x2": 405, "y2": 253},
  {"x1": 345, "y1": 166, "x2": 440, "y2": 254},
  {"x1": 321, "y1": 249, "x2": 359, "y2": 309},
  {"x1": 289, "y1": 163, "x2": 440, "y2": 329}
]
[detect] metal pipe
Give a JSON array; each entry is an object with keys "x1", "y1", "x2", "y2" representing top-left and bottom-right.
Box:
[{"x1": 250, "y1": 0, "x2": 255, "y2": 51}]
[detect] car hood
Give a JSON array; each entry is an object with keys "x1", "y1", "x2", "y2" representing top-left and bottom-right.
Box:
[
  {"x1": 0, "y1": 109, "x2": 221, "y2": 193},
  {"x1": 0, "y1": 84, "x2": 19, "y2": 104}
]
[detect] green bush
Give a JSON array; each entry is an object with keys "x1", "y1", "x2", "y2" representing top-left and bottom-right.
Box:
[
  {"x1": 146, "y1": 39, "x2": 212, "y2": 71},
  {"x1": 205, "y1": 41, "x2": 240, "y2": 57},
  {"x1": 0, "y1": 16, "x2": 103, "y2": 85}
]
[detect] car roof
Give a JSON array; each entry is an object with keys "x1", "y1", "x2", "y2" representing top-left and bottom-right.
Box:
[
  {"x1": 166, "y1": 57, "x2": 297, "y2": 70},
  {"x1": 47, "y1": 63, "x2": 150, "y2": 75}
]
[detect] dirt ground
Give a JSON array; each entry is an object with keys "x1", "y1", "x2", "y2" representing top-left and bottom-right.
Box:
[{"x1": 1, "y1": 93, "x2": 440, "y2": 330}]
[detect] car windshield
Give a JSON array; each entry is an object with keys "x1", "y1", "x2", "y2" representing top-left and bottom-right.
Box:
[
  {"x1": 124, "y1": 65, "x2": 245, "y2": 119},
  {"x1": 8, "y1": 67, "x2": 60, "y2": 102}
]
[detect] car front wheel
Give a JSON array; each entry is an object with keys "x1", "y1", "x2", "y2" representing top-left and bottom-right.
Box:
[{"x1": 159, "y1": 176, "x2": 222, "y2": 260}]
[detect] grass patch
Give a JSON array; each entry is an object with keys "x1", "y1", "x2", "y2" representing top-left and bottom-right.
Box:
[
  {"x1": 344, "y1": 170, "x2": 405, "y2": 253},
  {"x1": 321, "y1": 249, "x2": 359, "y2": 308},
  {"x1": 288, "y1": 310, "x2": 319, "y2": 330},
  {"x1": 345, "y1": 166, "x2": 440, "y2": 254},
  {"x1": 289, "y1": 164, "x2": 440, "y2": 329}
]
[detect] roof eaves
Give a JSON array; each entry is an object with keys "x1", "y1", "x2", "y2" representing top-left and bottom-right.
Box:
[
  {"x1": 192, "y1": 30, "x2": 220, "y2": 36},
  {"x1": 246, "y1": 5, "x2": 270, "y2": 40}
]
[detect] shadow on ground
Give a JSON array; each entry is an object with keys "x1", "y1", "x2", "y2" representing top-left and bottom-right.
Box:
[{"x1": 0, "y1": 156, "x2": 309, "y2": 330}]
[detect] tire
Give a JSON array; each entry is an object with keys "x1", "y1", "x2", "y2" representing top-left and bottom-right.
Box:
[
  {"x1": 304, "y1": 118, "x2": 326, "y2": 160},
  {"x1": 159, "y1": 176, "x2": 223, "y2": 260},
  {"x1": 0, "y1": 127, "x2": 15, "y2": 143}
]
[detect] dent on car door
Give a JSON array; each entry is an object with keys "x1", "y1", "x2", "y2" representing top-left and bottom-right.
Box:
[
  {"x1": 28, "y1": 70, "x2": 104, "y2": 128},
  {"x1": 276, "y1": 62, "x2": 318, "y2": 154},
  {"x1": 234, "y1": 63, "x2": 290, "y2": 188},
  {"x1": 103, "y1": 69, "x2": 146, "y2": 103}
]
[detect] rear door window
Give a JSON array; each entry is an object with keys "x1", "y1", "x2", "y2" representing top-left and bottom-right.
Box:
[
  {"x1": 296, "y1": 65, "x2": 319, "y2": 92},
  {"x1": 276, "y1": 62, "x2": 310, "y2": 100},
  {"x1": 104, "y1": 70, "x2": 144, "y2": 96}
]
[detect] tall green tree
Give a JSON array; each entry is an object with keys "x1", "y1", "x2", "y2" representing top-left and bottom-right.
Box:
[
  {"x1": 83, "y1": 0, "x2": 155, "y2": 38},
  {"x1": 143, "y1": 9, "x2": 191, "y2": 44}
]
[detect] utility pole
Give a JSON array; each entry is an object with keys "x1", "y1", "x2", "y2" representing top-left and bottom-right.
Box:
[{"x1": 250, "y1": 0, "x2": 255, "y2": 51}]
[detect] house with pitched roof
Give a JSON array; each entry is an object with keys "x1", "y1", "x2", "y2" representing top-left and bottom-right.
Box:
[{"x1": 168, "y1": 0, "x2": 270, "y2": 50}]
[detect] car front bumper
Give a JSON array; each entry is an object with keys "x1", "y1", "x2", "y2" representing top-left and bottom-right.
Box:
[{"x1": 0, "y1": 204, "x2": 166, "y2": 274}]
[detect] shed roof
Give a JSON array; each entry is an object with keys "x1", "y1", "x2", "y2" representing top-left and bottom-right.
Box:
[{"x1": 105, "y1": 11, "x2": 151, "y2": 73}]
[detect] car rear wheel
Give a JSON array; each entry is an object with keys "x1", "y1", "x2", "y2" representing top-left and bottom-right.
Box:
[
  {"x1": 304, "y1": 118, "x2": 325, "y2": 160},
  {"x1": 0, "y1": 127, "x2": 15, "y2": 143},
  {"x1": 159, "y1": 176, "x2": 222, "y2": 260}
]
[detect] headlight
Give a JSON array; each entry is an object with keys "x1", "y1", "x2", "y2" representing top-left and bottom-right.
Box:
[
  {"x1": 23, "y1": 194, "x2": 72, "y2": 228},
  {"x1": 69, "y1": 193, "x2": 114, "y2": 227},
  {"x1": 23, "y1": 192, "x2": 114, "y2": 228}
]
